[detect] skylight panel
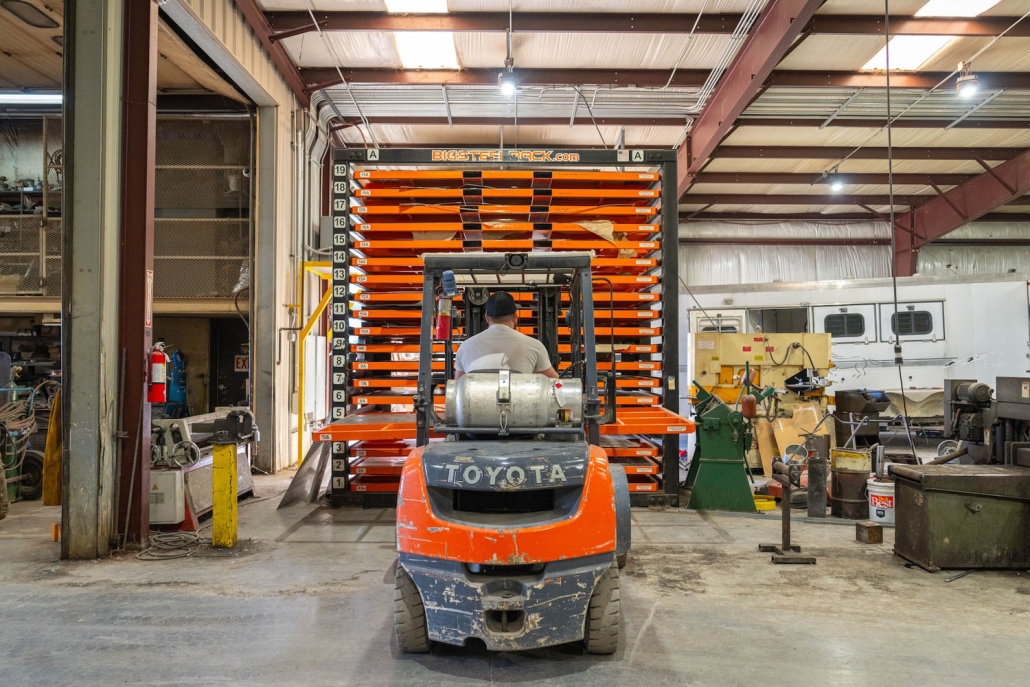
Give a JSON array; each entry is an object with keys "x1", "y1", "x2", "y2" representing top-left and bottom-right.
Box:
[
  {"x1": 915, "y1": 0, "x2": 1001, "y2": 17},
  {"x1": 861, "y1": 0, "x2": 1001, "y2": 70},
  {"x1": 395, "y1": 31, "x2": 459, "y2": 69},
  {"x1": 385, "y1": 0, "x2": 449, "y2": 12},
  {"x1": 862, "y1": 35, "x2": 953, "y2": 71}
]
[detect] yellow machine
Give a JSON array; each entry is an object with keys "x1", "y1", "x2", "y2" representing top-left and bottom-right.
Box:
[{"x1": 691, "y1": 332, "x2": 832, "y2": 413}]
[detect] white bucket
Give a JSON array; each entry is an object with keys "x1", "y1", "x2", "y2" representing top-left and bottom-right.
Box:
[{"x1": 867, "y1": 478, "x2": 895, "y2": 526}]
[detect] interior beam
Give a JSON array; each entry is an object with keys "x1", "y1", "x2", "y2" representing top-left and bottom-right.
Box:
[
  {"x1": 264, "y1": 11, "x2": 1030, "y2": 38},
  {"x1": 893, "y1": 149, "x2": 1030, "y2": 276},
  {"x1": 328, "y1": 115, "x2": 687, "y2": 127},
  {"x1": 295, "y1": 67, "x2": 1030, "y2": 91},
  {"x1": 711, "y1": 146, "x2": 1024, "y2": 160},
  {"x1": 676, "y1": 0, "x2": 824, "y2": 198},
  {"x1": 737, "y1": 117, "x2": 1030, "y2": 129},
  {"x1": 694, "y1": 172, "x2": 974, "y2": 185},
  {"x1": 681, "y1": 193, "x2": 985, "y2": 206},
  {"x1": 268, "y1": 11, "x2": 744, "y2": 37},
  {"x1": 764, "y1": 71, "x2": 1030, "y2": 89},
  {"x1": 679, "y1": 211, "x2": 1030, "y2": 222},
  {"x1": 302, "y1": 67, "x2": 713, "y2": 89}
]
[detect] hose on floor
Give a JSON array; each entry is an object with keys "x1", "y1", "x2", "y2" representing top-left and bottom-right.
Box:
[
  {"x1": 136, "y1": 527, "x2": 210, "y2": 561},
  {"x1": 133, "y1": 489, "x2": 285, "y2": 560}
]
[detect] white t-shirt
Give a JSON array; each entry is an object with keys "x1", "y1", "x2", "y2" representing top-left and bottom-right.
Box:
[{"x1": 455, "y1": 324, "x2": 554, "y2": 375}]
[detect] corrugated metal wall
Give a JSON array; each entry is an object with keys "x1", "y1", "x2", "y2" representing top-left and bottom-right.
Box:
[
  {"x1": 178, "y1": 0, "x2": 292, "y2": 104},
  {"x1": 678, "y1": 220, "x2": 1030, "y2": 287}
]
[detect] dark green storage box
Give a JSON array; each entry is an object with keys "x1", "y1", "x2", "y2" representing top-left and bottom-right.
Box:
[{"x1": 889, "y1": 464, "x2": 1030, "y2": 572}]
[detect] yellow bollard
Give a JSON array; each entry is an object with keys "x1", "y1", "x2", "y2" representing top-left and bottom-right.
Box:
[{"x1": 211, "y1": 443, "x2": 238, "y2": 548}]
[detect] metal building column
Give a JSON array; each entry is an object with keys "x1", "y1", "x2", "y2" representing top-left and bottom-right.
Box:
[
  {"x1": 661, "y1": 157, "x2": 681, "y2": 506},
  {"x1": 253, "y1": 106, "x2": 278, "y2": 473},
  {"x1": 115, "y1": 0, "x2": 159, "y2": 548},
  {"x1": 61, "y1": 0, "x2": 125, "y2": 559}
]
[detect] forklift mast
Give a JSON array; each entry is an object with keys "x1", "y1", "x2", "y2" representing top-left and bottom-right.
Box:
[{"x1": 415, "y1": 252, "x2": 602, "y2": 446}]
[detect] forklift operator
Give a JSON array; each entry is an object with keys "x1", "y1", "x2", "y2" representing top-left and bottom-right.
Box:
[{"x1": 454, "y1": 291, "x2": 559, "y2": 381}]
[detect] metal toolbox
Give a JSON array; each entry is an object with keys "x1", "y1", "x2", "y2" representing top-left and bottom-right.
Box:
[{"x1": 889, "y1": 464, "x2": 1030, "y2": 572}]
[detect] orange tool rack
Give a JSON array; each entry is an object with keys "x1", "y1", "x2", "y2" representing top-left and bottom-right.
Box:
[{"x1": 317, "y1": 148, "x2": 693, "y2": 508}]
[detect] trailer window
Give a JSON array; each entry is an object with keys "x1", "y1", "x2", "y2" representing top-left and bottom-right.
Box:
[
  {"x1": 891, "y1": 311, "x2": 933, "y2": 336},
  {"x1": 824, "y1": 313, "x2": 864, "y2": 338}
]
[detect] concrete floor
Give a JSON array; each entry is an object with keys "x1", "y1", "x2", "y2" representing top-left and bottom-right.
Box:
[{"x1": 2, "y1": 473, "x2": 1029, "y2": 686}]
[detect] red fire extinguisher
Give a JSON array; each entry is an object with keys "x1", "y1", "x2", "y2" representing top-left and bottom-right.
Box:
[
  {"x1": 434, "y1": 270, "x2": 457, "y2": 341},
  {"x1": 148, "y1": 341, "x2": 169, "y2": 404}
]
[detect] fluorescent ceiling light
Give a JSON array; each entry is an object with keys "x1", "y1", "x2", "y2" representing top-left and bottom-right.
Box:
[
  {"x1": 395, "y1": 31, "x2": 459, "y2": 69},
  {"x1": 0, "y1": 93, "x2": 62, "y2": 104},
  {"x1": 385, "y1": 0, "x2": 448, "y2": 12},
  {"x1": 915, "y1": 0, "x2": 1000, "y2": 17}
]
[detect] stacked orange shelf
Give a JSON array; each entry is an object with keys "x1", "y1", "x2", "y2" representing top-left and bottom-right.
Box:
[{"x1": 323, "y1": 148, "x2": 690, "y2": 507}]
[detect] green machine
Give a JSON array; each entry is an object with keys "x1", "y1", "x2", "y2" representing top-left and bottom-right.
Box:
[{"x1": 685, "y1": 374, "x2": 771, "y2": 513}]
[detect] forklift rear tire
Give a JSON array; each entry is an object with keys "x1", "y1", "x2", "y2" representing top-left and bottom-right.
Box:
[
  {"x1": 584, "y1": 562, "x2": 621, "y2": 655},
  {"x1": 616, "y1": 552, "x2": 628, "y2": 569},
  {"x1": 394, "y1": 565, "x2": 431, "y2": 653},
  {"x1": 19, "y1": 450, "x2": 44, "y2": 501}
]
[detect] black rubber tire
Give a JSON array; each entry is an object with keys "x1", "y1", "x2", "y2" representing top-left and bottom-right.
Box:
[
  {"x1": 616, "y1": 552, "x2": 628, "y2": 569},
  {"x1": 0, "y1": 469, "x2": 8, "y2": 521},
  {"x1": 394, "y1": 565, "x2": 431, "y2": 653},
  {"x1": 584, "y1": 562, "x2": 621, "y2": 654},
  {"x1": 19, "y1": 450, "x2": 44, "y2": 501}
]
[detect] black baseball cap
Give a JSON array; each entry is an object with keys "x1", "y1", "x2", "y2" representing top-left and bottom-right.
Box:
[{"x1": 485, "y1": 291, "x2": 517, "y2": 318}]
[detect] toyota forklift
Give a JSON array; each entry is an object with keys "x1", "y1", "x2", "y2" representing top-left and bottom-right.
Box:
[{"x1": 394, "y1": 251, "x2": 631, "y2": 654}]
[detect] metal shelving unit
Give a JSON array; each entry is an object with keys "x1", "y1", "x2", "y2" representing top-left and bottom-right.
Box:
[
  {"x1": 318, "y1": 147, "x2": 690, "y2": 508},
  {"x1": 0, "y1": 116, "x2": 61, "y2": 298}
]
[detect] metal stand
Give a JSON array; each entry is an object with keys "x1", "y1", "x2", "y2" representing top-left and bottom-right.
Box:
[{"x1": 759, "y1": 469, "x2": 816, "y2": 564}]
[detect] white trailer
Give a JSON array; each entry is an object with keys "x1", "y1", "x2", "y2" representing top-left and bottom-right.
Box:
[{"x1": 680, "y1": 275, "x2": 1030, "y2": 419}]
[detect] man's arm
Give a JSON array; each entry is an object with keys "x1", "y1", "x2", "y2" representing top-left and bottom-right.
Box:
[
  {"x1": 532, "y1": 340, "x2": 559, "y2": 379},
  {"x1": 454, "y1": 342, "x2": 465, "y2": 380}
]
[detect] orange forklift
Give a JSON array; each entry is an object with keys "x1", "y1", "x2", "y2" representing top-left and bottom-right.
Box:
[{"x1": 394, "y1": 251, "x2": 630, "y2": 654}]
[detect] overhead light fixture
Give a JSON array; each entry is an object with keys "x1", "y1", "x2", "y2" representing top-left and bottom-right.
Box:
[
  {"x1": 0, "y1": 92, "x2": 62, "y2": 105},
  {"x1": 384, "y1": 0, "x2": 448, "y2": 11},
  {"x1": 498, "y1": 3, "x2": 516, "y2": 98},
  {"x1": 499, "y1": 70, "x2": 517, "y2": 98},
  {"x1": 956, "y1": 61, "x2": 979, "y2": 98},
  {"x1": 1, "y1": 0, "x2": 59, "y2": 28},
  {"x1": 828, "y1": 172, "x2": 845, "y2": 193}
]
